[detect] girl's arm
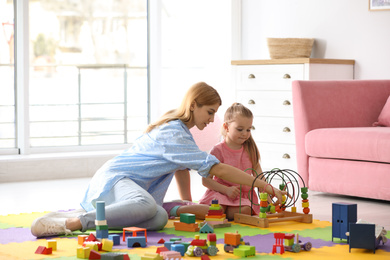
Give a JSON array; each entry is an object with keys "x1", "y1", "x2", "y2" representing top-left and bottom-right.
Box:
[
  {"x1": 174, "y1": 169, "x2": 192, "y2": 201},
  {"x1": 202, "y1": 175, "x2": 240, "y2": 200},
  {"x1": 209, "y1": 163, "x2": 286, "y2": 204}
]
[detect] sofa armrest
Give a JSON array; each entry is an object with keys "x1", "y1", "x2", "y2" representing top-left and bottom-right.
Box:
[{"x1": 292, "y1": 80, "x2": 390, "y2": 186}]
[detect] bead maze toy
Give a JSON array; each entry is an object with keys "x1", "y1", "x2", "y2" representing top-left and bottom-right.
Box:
[{"x1": 234, "y1": 168, "x2": 313, "y2": 228}]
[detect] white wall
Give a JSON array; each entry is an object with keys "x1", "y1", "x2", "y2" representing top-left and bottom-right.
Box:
[{"x1": 240, "y1": 0, "x2": 390, "y2": 79}]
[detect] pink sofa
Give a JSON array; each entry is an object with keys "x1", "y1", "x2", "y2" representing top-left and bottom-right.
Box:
[{"x1": 292, "y1": 80, "x2": 390, "y2": 201}]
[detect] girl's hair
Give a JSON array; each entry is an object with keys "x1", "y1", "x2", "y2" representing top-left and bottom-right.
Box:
[
  {"x1": 223, "y1": 103, "x2": 261, "y2": 171},
  {"x1": 145, "y1": 82, "x2": 222, "y2": 133}
]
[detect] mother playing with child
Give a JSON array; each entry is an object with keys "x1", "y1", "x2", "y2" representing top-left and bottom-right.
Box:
[{"x1": 31, "y1": 82, "x2": 286, "y2": 237}]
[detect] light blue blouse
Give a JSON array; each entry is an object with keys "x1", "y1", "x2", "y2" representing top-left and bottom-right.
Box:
[{"x1": 80, "y1": 119, "x2": 220, "y2": 211}]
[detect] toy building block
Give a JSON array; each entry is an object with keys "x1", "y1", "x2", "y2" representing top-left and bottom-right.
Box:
[
  {"x1": 95, "y1": 220, "x2": 108, "y2": 226},
  {"x1": 233, "y1": 245, "x2": 256, "y2": 257},
  {"x1": 171, "y1": 243, "x2": 185, "y2": 256},
  {"x1": 100, "y1": 252, "x2": 130, "y2": 260},
  {"x1": 127, "y1": 236, "x2": 147, "y2": 248},
  {"x1": 47, "y1": 239, "x2": 57, "y2": 251},
  {"x1": 156, "y1": 246, "x2": 169, "y2": 254},
  {"x1": 86, "y1": 233, "x2": 98, "y2": 242},
  {"x1": 207, "y1": 233, "x2": 217, "y2": 244},
  {"x1": 102, "y1": 239, "x2": 113, "y2": 252},
  {"x1": 97, "y1": 229, "x2": 109, "y2": 239},
  {"x1": 88, "y1": 250, "x2": 101, "y2": 259},
  {"x1": 201, "y1": 255, "x2": 211, "y2": 260},
  {"x1": 108, "y1": 234, "x2": 120, "y2": 245},
  {"x1": 77, "y1": 246, "x2": 91, "y2": 259},
  {"x1": 158, "y1": 238, "x2": 165, "y2": 244},
  {"x1": 160, "y1": 250, "x2": 182, "y2": 260},
  {"x1": 122, "y1": 226, "x2": 148, "y2": 242},
  {"x1": 164, "y1": 241, "x2": 174, "y2": 250},
  {"x1": 35, "y1": 246, "x2": 52, "y2": 255},
  {"x1": 174, "y1": 221, "x2": 199, "y2": 232},
  {"x1": 141, "y1": 252, "x2": 164, "y2": 260},
  {"x1": 225, "y1": 232, "x2": 241, "y2": 246},
  {"x1": 83, "y1": 241, "x2": 99, "y2": 251},
  {"x1": 96, "y1": 201, "x2": 106, "y2": 221},
  {"x1": 79, "y1": 235, "x2": 89, "y2": 245},
  {"x1": 180, "y1": 213, "x2": 196, "y2": 224},
  {"x1": 199, "y1": 223, "x2": 214, "y2": 233}
]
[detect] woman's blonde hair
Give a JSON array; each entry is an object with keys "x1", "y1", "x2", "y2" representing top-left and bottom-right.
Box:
[
  {"x1": 222, "y1": 103, "x2": 261, "y2": 171},
  {"x1": 145, "y1": 82, "x2": 222, "y2": 133}
]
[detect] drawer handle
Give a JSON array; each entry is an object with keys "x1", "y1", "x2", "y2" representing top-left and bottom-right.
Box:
[
  {"x1": 282, "y1": 153, "x2": 291, "y2": 159},
  {"x1": 283, "y1": 74, "x2": 291, "y2": 79},
  {"x1": 248, "y1": 74, "x2": 255, "y2": 79},
  {"x1": 283, "y1": 127, "x2": 291, "y2": 132},
  {"x1": 283, "y1": 100, "x2": 291, "y2": 106},
  {"x1": 248, "y1": 99, "x2": 256, "y2": 105},
  {"x1": 251, "y1": 126, "x2": 256, "y2": 130}
]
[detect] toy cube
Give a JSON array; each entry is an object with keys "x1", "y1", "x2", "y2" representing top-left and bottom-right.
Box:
[
  {"x1": 102, "y1": 238, "x2": 113, "y2": 251},
  {"x1": 96, "y1": 229, "x2": 109, "y2": 239},
  {"x1": 108, "y1": 234, "x2": 121, "y2": 245},
  {"x1": 225, "y1": 232, "x2": 241, "y2": 246},
  {"x1": 171, "y1": 243, "x2": 185, "y2": 256},
  {"x1": 77, "y1": 246, "x2": 91, "y2": 259},
  {"x1": 127, "y1": 236, "x2": 146, "y2": 248},
  {"x1": 180, "y1": 213, "x2": 196, "y2": 224},
  {"x1": 47, "y1": 240, "x2": 57, "y2": 251},
  {"x1": 78, "y1": 234, "x2": 89, "y2": 245}
]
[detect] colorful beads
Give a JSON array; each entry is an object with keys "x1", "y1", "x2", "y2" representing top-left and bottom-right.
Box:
[{"x1": 301, "y1": 187, "x2": 310, "y2": 214}]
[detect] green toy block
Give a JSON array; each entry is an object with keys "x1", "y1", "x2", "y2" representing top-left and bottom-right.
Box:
[
  {"x1": 180, "y1": 213, "x2": 196, "y2": 224},
  {"x1": 96, "y1": 225, "x2": 109, "y2": 230}
]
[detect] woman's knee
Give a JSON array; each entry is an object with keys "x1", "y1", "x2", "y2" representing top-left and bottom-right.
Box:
[{"x1": 148, "y1": 206, "x2": 168, "y2": 231}]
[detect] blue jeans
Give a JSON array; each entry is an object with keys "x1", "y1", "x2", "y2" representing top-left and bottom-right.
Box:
[{"x1": 79, "y1": 178, "x2": 168, "y2": 232}]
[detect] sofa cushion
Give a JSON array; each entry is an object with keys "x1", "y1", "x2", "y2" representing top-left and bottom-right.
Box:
[
  {"x1": 373, "y1": 95, "x2": 390, "y2": 127},
  {"x1": 306, "y1": 127, "x2": 390, "y2": 163}
]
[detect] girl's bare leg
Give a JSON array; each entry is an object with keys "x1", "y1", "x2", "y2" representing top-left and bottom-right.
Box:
[{"x1": 225, "y1": 205, "x2": 252, "y2": 220}]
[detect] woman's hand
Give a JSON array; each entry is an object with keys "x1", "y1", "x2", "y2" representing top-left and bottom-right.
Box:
[{"x1": 225, "y1": 186, "x2": 240, "y2": 200}]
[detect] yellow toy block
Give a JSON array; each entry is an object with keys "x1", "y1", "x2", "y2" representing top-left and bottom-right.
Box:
[
  {"x1": 77, "y1": 246, "x2": 91, "y2": 259},
  {"x1": 83, "y1": 242, "x2": 99, "y2": 251},
  {"x1": 47, "y1": 240, "x2": 57, "y2": 251},
  {"x1": 205, "y1": 216, "x2": 226, "y2": 222},
  {"x1": 302, "y1": 202, "x2": 309, "y2": 208},
  {"x1": 102, "y1": 238, "x2": 113, "y2": 252}
]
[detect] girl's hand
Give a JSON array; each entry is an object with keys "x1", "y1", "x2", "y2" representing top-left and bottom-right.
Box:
[
  {"x1": 225, "y1": 186, "x2": 240, "y2": 200},
  {"x1": 272, "y1": 189, "x2": 289, "y2": 205}
]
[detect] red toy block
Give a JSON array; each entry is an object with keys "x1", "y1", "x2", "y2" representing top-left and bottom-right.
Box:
[
  {"x1": 158, "y1": 238, "x2": 165, "y2": 244},
  {"x1": 201, "y1": 255, "x2": 211, "y2": 260},
  {"x1": 86, "y1": 233, "x2": 98, "y2": 242},
  {"x1": 35, "y1": 246, "x2": 46, "y2": 254},
  {"x1": 207, "y1": 233, "x2": 217, "y2": 242},
  {"x1": 207, "y1": 209, "x2": 224, "y2": 215},
  {"x1": 156, "y1": 246, "x2": 169, "y2": 253},
  {"x1": 88, "y1": 250, "x2": 101, "y2": 259},
  {"x1": 35, "y1": 246, "x2": 52, "y2": 255},
  {"x1": 190, "y1": 239, "x2": 207, "y2": 246},
  {"x1": 123, "y1": 254, "x2": 130, "y2": 260}
]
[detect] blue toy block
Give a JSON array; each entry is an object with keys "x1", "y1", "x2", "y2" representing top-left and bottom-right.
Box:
[
  {"x1": 96, "y1": 229, "x2": 109, "y2": 239},
  {"x1": 127, "y1": 236, "x2": 146, "y2": 248},
  {"x1": 96, "y1": 201, "x2": 106, "y2": 221},
  {"x1": 171, "y1": 243, "x2": 185, "y2": 256},
  {"x1": 108, "y1": 234, "x2": 121, "y2": 245},
  {"x1": 164, "y1": 241, "x2": 174, "y2": 250}
]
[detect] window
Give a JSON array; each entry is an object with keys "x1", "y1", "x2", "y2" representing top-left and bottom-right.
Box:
[{"x1": 0, "y1": 0, "x2": 15, "y2": 153}]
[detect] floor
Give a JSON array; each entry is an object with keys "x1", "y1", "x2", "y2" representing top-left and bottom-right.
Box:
[{"x1": 1, "y1": 177, "x2": 389, "y2": 230}]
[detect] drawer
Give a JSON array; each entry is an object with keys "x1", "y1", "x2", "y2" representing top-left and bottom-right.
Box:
[
  {"x1": 251, "y1": 117, "x2": 295, "y2": 145},
  {"x1": 258, "y1": 143, "x2": 297, "y2": 172},
  {"x1": 235, "y1": 64, "x2": 304, "y2": 91},
  {"x1": 237, "y1": 91, "x2": 293, "y2": 117}
]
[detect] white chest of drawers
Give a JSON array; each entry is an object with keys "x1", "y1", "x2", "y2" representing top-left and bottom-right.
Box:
[{"x1": 232, "y1": 58, "x2": 355, "y2": 172}]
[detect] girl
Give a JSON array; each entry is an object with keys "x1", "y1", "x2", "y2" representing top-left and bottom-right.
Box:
[
  {"x1": 199, "y1": 103, "x2": 262, "y2": 219},
  {"x1": 31, "y1": 82, "x2": 286, "y2": 238}
]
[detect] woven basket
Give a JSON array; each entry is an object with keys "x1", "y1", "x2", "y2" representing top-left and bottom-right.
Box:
[{"x1": 267, "y1": 38, "x2": 314, "y2": 59}]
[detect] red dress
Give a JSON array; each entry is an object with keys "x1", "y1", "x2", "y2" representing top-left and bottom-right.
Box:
[{"x1": 199, "y1": 141, "x2": 260, "y2": 215}]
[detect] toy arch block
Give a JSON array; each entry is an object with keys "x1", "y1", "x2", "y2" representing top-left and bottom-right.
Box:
[{"x1": 123, "y1": 226, "x2": 148, "y2": 242}]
